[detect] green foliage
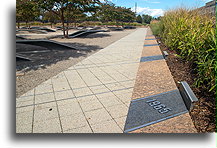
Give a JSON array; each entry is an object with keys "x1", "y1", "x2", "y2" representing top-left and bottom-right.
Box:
[
  {"x1": 79, "y1": 21, "x2": 102, "y2": 26},
  {"x1": 97, "y1": 2, "x2": 135, "y2": 24},
  {"x1": 142, "y1": 14, "x2": 153, "y2": 24},
  {"x1": 36, "y1": 0, "x2": 100, "y2": 37},
  {"x1": 136, "y1": 15, "x2": 142, "y2": 24},
  {"x1": 150, "y1": 21, "x2": 163, "y2": 36},
  {"x1": 43, "y1": 11, "x2": 59, "y2": 23},
  {"x1": 78, "y1": 21, "x2": 142, "y2": 27},
  {"x1": 151, "y1": 8, "x2": 216, "y2": 93},
  {"x1": 16, "y1": 0, "x2": 40, "y2": 25}
]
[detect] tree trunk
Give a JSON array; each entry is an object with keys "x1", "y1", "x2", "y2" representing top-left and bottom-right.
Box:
[
  {"x1": 17, "y1": 22, "x2": 20, "y2": 29},
  {"x1": 26, "y1": 22, "x2": 28, "y2": 29},
  {"x1": 74, "y1": 22, "x2": 76, "y2": 28},
  {"x1": 60, "y1": 10, "x2": 66, "y2": 38},
  {"x1": 66, "y1": 21, "x2": 69, "y2": 38},
  {"x1": 116, "y1": 20, "x2": 118, "y2": 27}
]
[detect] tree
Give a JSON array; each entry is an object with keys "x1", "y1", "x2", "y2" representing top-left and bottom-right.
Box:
[
  {"x1": 98, "y1": 2, "x2": 116, "y2": 23},
  {"x1": 142, "y1": 14, "x2": 153, "y2": 24},
  {"x1": 115, "y1": 6, "x2": 135, "y2": 24},
  {"x1": 136, "y1": 15, "x2": 142, "y2": 24},
  {"x1": 16, "y1": 0, "x2": 40, "y2": 28},
  {"x1": 43, "y1": 11, "x2": 59, "y2": 28},
  {"x1": 98, "y1": 2, "x2": 135, "y2": 26},
  {"x1": 36, "y1": 0, "x2": 100, "y2": 38}
]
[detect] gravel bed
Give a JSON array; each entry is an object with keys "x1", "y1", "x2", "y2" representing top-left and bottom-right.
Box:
[{"x1": 16, "y1": 29, "x2": 136, "y2": 97}]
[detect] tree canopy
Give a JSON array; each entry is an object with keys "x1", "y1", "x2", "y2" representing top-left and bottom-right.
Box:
[
  {"x1": 142, "y1": 14, "x2": 153, "y2": 24},
  {"x1": 16, "y1": 0, "x2": 138, "y2": 37},
  {"x1": 35, "y1": 0, "x2": 100, "y2": 37},
  {"x1": 97, "y1": 2, "x2": 135, "y2": 25},
  {"x1": 16, "y1": 0, "x2": 40, "y2": 28}
]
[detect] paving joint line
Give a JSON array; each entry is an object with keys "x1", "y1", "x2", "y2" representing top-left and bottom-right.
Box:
[
  {"x1": 31, "y1": 88, "x2": 36, "y2": 133},
  {"x1": 90, "y1": 59, "x2": 132, "y2": 83},
  {"x1": 67, "y1": 61, "x2": 139, "y2": 71},
  {"x1": 85, "y1": 63, "x2": 131, "y2": 132},
  {"x1": 68, "y1": 68, "x2": 98, "y2": 133},
  {"x1": 63, "y1": 71, "x2": 95, "y2": 133},
  {"x1": 87, "y1": 65, "x2": 132, "y2": 109},
  {"x1": 51, "y1": 77, "x2": 64, "y2": 133},
  {"x1": 16, "y1": 86, "x2": 134, "y2": 109},
  {"x1": 17, "y1": 79, "x2": 135, "y2": 99}
]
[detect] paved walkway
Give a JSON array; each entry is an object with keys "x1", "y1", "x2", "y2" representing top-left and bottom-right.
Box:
[
  {"x1": 16, "y1": 28, "x2": 147, "y2": 133},
  {"x1": 126, "y1": 28, "x2": 196, "y2": 133}
]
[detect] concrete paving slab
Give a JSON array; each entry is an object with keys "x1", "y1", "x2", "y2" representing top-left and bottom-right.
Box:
[
  {"x1": 106, "y1": 104, "x2": 129, "y2": 119},
  {"x1": 63, "y1": 125, "x2": 93, "y2": 133},
  {"x1": 78, "y1": 97, "x2": 103, "y2": 112},
  {"x1": 89, "y1": 85, "x2": 110, "y2": 94},
  {"x1": 16, "y1": 28, "x2": 147, "y2": 133},
  {"x1": 105, "y1": 82, "x2": 126, "y2": 91},
  {"x1": 35, "y1": 83, "x2": 53, "y2": 95},
  {"x1": 73, "y1": 87, "x2": 93, "y2": 97},
  {"x1": 98, "y1": 95, "x2": 122, "y2": 107},
  {"x1": 16, "y1": 123, "x2": 32, "y2": 133},
  {"x1": 33, "y1": 118, "x2": 61, "y2": 133},
  {"x1": 114, "y1": 116, "x2": 127, "y2": 131},
  {"x1": 61, "y1": 113, "x2": 89, "y2": 131},
  {"x1": 16, "y1": 106, "x2": 34, "y2": 114},
  {"x1": 84, "y1": 108, "x2": 113, "y2": 125},
  {"x1": 54, "y1": 89, "x2": 75, "y2": 100},
  {"x1": 34, "y1": 105, "x2": 59, "y2": 122},
  {"x1": 91, "y1": 120, "x2": 122, "y2": 133},
  {"x1": 57, "y1": 99, "x2": 83, "y2": 117},
  {"x1": 16, "y1": 95, "x2": 34, "y2": 107},
  {"x1": 16, "y1": 111, "x2": 33, "y2": 125},
  {"x1": 35, "y1": 93, "x2": 55, "y2": 104}
]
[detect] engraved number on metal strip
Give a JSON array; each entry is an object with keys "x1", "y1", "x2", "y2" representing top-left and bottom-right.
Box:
[{"x1": 146, "y1": 99, "x2": 172, "y2": 114}]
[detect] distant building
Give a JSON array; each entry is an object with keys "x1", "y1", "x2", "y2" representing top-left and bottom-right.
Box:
[{"x1": 197, "y1": 0, "x2": 216, "y2": 16}]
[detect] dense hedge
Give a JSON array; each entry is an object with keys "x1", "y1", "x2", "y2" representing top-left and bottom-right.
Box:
[{"x1": 150, "y1": 8, "x2": 216, "y2": 93}]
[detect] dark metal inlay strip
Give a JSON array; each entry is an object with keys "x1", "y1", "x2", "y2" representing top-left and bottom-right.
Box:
[
  {"x1": 140, "y1": 55, "x2": 164, "y2": 63},
  {"x1": 145, "y1": 38, "x2": 156, "y2": 40},
  {"x1": 144, "y1": 44, "x2": 159, "y2": 47},
  {"x1": 124, "y1": 89, "x2": 188, "y2": 132}
]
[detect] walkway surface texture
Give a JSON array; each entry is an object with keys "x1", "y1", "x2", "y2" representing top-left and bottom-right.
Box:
[
  {"x1": 16, "y1": 28, "x2": 197, "y2": 133},
  {"x1": 16, "y1": 28, "x2": 147, "y2": 133}
]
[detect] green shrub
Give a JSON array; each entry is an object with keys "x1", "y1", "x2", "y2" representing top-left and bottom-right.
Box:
[
  {"x1": 153, "y1": 8, "x2": 216, "y2": 93},
  {"x1": 150, "y1": 21, "x2": 163, "y2": 36}
]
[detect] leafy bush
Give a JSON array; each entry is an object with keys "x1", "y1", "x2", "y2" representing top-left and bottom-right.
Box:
[
  {"x1": 150, "y1": 21, "x2": 163, "y2": 36},
  {"x1": 151, "y1": 8, "x2": 216, "y2": 93}
]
